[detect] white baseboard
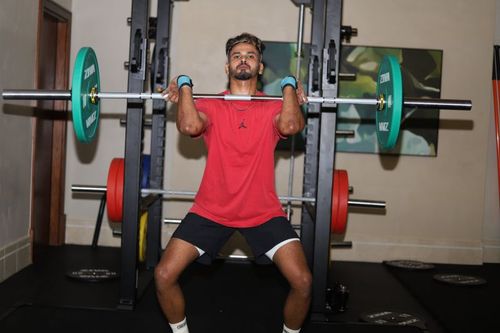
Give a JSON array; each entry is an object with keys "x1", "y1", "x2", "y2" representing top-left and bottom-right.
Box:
[
  {"x1": 483, "y1": 243, "x2": 500, "y2": 263},
  {"x1": 0, "y1": 235, "x2": 31, "y2": 282}
]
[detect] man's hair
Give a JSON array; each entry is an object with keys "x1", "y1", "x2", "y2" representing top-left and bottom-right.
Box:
[{"x1": 225, "y1": 32, "x2": 265, "y2": 59}]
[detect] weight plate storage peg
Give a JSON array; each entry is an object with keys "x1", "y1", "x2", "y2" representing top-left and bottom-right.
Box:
[
  {"x1": 375, "y1": 55, "x2": 403, "y2": 150},
  {"x1": 71, "y1": 47, "x2": 101, "y2": 143}
]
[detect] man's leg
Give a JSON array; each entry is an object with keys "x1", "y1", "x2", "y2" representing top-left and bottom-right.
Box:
[
  {"x1": 272, "y1": 240, "x2": 312, "y2": 331},
  {"x1": 154, "y1": 237, "x2": 199, "y2": 325}
]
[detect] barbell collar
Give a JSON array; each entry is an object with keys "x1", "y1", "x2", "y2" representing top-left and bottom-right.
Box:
[{"x1": 71, "y1": 184, "x2": 385, "y2": 209}]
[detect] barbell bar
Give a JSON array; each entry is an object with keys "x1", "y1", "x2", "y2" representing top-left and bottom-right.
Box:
[
  {"x1": 1, "y1": 47, "x2": 472, "y2": 149},
  {"x1": 2, "y1": 89, "x2": 471, "y2": 109}
]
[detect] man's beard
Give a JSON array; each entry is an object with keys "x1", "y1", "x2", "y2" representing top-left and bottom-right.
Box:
[
  {"x1": 230, "y1": 66, "x2": 257, "y2": 80},
  {"x1": 234, "y1": 71, "x2": 252, "y2": 80}
]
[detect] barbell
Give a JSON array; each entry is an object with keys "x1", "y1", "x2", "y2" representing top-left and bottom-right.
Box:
[
  {"x1": 72, "y1": 157, "x2": 386, "y2": 235},
  {"x1": 2, "y1": 47, "x2": 471, "y2": 149}
]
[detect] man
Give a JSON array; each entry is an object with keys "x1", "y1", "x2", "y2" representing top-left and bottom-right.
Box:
[{"x1": 156, "y1": 32, "x2": 311, "y2": 333}]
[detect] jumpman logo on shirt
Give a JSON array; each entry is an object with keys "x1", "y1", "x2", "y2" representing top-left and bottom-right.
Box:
[{"x1": 239, "y1": 119, "x2": 247, "y2": 129}]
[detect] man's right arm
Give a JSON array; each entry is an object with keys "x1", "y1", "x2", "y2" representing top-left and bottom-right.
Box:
[{"x1": 164, "y1": 75, "x2": 208, "y2": 136}]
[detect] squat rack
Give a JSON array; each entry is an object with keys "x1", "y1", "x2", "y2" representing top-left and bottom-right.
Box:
[{"x1": 117, "y1": 0, "x2": 354, "y2": 320}]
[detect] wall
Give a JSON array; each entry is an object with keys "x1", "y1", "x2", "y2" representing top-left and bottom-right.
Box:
[
  {"x1": 0, "y1": 0, "x2": 39, "y2": 282},
  {"x1": 63, "y1": 0, "x2": 498, "y2": 264},
  {"x1": 335, "y1": 0, "x2": 497, "y2": 264}
]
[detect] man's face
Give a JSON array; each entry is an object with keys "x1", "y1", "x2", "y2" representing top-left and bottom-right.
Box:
[{"x1": 225, "y1": 43, "x2": 264, "y2": 80}]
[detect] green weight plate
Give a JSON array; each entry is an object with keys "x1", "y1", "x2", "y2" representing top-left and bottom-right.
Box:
[
  {"x1": 375, "y1": 55, "x2": 403, "y2": 150},
  {"x1": 72, "y1": 47, "x2": 100, "y2": 143}
]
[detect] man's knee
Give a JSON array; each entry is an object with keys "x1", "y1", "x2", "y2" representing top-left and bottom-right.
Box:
[
  {"x1": 292, "y1": 269, "x2": 313, "y2": 297},
  {"x1": 154, "y1": 262, "x2": 177, "y2": 288},
  {"x1": 154, "y1": 238, "x2": 200, "y2": 290}
]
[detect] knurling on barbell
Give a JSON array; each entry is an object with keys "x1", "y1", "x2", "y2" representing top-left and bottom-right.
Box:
[
  {"x1": 1, "y1": 47, "x2": 472, "y2": 148},
  {"x1": 73, "y1": 157, "x2": 386, "y2": 234}
]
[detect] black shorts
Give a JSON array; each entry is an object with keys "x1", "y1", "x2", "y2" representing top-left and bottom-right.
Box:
[{"x1": 172, "y1": 213, "x2": 299, "y2": 265}]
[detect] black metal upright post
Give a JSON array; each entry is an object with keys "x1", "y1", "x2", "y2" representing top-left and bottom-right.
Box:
[
  {"x1": 146, "y1": 0, "x2": 173, "y2": 268},
  {"x1": 301, "y1": 0, "x2": 326, "y2": 270},
  {"x1": 302, "y1": 0, "x2": 342, "y2": 321},
  {"x1": 119, "y1": 0, "x2": 150, "y2": 310}
]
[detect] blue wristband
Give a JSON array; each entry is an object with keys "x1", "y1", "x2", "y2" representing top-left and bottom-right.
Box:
[
  {"x1": 177, "y1": 75, "x2": 193, "y2": 90},
  {"x1": 280, "y1": 75, "x2": 297, "y2": 91}
]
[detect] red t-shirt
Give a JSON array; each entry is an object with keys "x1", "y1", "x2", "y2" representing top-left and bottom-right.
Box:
[{"x1": 189, "y1": 91, "x2": 287, "y2": 227}]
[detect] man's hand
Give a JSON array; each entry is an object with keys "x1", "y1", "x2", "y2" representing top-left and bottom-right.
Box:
[
  {"x1": 162, "y1": 75, "x2": 193, "y2": 103},
  {"x1": 296, "y1": 80, "x2": 307, "y2": 106},
  {"x1": 277, "y1": 76, "x2": 306, "y2": 136},
  {"x1": 281, "y1": 75, "x2": 307, "y2": 106},
  {"x1": 162, "y1": 77, "x2": 179, "y2": 103}
]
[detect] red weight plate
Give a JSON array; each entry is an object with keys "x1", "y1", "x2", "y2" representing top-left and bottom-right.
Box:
[
  {"x1": 337, "y1": 170, "x2": 349, "y2": 233},
  {"x1": 116, "y1": 159, "x2": 124, "y2": 221},
  {"x1": 331, "y1": 171, "x2": 340, "y2": 232},
  {"x1": 107, "y1": 158, "x2": 124, "y2": 222},
  {"x1": 331, "y1": 170, "x2": 349, "y2": 234},
  {"x1": 106, "y1": 159, "x2": 117, "y2": 221}
]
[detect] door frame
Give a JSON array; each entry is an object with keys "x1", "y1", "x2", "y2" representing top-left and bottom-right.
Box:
[{"x1": 31, "y1": 0, "x2": 72, "y2": 247}]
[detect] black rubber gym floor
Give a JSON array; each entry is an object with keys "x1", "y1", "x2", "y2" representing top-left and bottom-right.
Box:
[{"x1": 0, "y1": 244, "x2": 497, "y2": 332}]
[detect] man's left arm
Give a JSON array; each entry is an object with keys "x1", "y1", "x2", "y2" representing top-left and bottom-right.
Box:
[{"x1": 275, "y1": 76, "x2": 306, "y2": 137}]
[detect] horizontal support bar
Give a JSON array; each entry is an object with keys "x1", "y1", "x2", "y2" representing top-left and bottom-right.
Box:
[{"x1": 71, "y1": 184, "x2": 386, "y2": 209}]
